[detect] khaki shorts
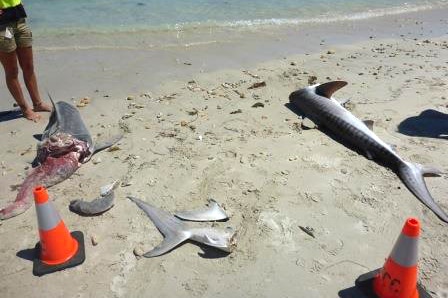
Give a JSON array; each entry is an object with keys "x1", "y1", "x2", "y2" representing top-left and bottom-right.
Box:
[{"x1": 0, "y1": 18, "x2": 33, "y2": 53}]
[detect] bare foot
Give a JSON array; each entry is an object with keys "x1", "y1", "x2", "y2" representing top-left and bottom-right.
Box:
[
  {"x1": 33, "y1": 101, "x2": 52, "y2": 112},
  {"x1": 22, "y1": 108, "x2": 41, "y2": 122}
]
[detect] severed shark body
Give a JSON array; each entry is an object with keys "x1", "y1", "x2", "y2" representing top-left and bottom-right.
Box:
[
  {"x1": 0, "y1": 98, "x2": 122, "y2": 220},
  {"x1": 289, "y1": 81, "x2": 448, "y2": 223}
]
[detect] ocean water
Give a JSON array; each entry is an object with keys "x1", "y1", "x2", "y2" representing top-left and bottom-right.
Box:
[{"x1": 25, "y1": 0, "x2": 448, "y2": 35}]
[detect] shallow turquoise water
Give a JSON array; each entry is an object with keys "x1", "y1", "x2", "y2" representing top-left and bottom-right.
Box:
[{"x1": 24, "y1": 0, "x2": 447, "y2": 34}]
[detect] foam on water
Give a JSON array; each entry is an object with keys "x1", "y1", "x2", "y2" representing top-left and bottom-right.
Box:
[{"x1": 25, "y1": 0, "x2": 448, "y2": 36}]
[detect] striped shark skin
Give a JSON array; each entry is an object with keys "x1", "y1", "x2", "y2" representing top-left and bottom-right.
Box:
[{"x1": 289, "y1": 81, "x2": 448, "y2": 223}]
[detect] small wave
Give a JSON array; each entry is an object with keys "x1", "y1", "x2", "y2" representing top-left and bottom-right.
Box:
[
  {"x1": 32, "y1": 2, "x2": 446, "y2": 40},
  {"x1": 183, "y1": 3, "x2": 439, "y2": 29},
  {"x1": 35, "y1": 40, "x2": 219, "y2": 52}
]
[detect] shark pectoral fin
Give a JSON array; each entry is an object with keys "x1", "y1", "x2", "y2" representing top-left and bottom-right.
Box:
[
  {"x1": 315, "y1": 81, "x2": 348, "y2": 98},
  {"x1": 420, "y1": 165, "x2": 443, "y2": 177},
  {"x1": 94, "y1": 134, "x2": 123, "y2": 152},
  {"x1": 93, "y1": 134, "x2": 123, "y2": 155},
  {"x1": 143, "y1": 234, "x2": 189, "y2": 258},
  {"x1": 363, "y1": 120, "x2": 374, "y2": 130},
  {"x1": 301, "y1": 118, "x2": 317, "y2": 129}
]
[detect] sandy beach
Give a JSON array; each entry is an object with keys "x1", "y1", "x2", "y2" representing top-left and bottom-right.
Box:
[{"x1": 1, "y1": 7, "x2": 447, "y2": 298}]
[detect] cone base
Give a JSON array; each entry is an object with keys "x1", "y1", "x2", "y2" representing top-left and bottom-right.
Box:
[
  {"x1": 33, "y1": 231, "x2": 85, "y2": 277},
  {"x1": 355, "y1": 268, "x2": 432, "y2": 298}
]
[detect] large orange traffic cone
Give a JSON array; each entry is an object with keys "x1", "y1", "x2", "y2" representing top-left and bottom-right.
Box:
[
  {"x1": 355, "y1": 218, "x2": 431, "y2": 298},
  {"x1": 32, "y1": 186, "x2": 85, "y2": 276}
]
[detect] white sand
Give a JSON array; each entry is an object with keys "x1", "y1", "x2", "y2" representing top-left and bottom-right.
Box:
[{"x1": 0, "y1": 9, "x2": 447, "y2": 298}]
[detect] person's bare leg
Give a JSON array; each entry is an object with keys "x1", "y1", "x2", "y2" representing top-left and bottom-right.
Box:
[
  {"x1": 16, "y1": 46, "x2": 51, "y2": 112},
  {"x1": 0, "y1": 50, "x2": 40, "y2": 121}
]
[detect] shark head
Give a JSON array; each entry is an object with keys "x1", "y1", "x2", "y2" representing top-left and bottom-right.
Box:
[{"x1": 289, "y1": 81, "x2": 348, "y2": 117}]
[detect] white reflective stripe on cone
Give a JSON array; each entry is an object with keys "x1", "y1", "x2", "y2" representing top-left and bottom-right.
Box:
[
  {"x1": 389, "y1": 233, "x2": 418, "y2": 268},
  {"x1": 36, "y1": 201, "x2": 61, "y2": 231}
]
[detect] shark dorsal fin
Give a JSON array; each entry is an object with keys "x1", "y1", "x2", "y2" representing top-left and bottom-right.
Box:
[
  {"x1": 45, "y1": 93, "x2": 60, "y2": 136},
  {"x1": 315, "y1": 81, "x2": 348, "y2": 98},
  {"x1": 128, "y1": 196, "x2": 191, "y2": 257},
  {"x1": 363, "y1": 120, "x2": 374, "y2": 130},
  {"x1": 47, "y1": 92, "x2": 57, "y2": 111}
]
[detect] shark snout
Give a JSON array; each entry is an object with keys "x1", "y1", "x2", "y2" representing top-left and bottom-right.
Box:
[{"x1": 289, "y1": 89, "x2": 304, "y2": 103}]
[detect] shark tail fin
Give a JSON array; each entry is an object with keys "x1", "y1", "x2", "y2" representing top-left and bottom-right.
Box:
[
  {"x1": 128, "y1": 196, "x2": 191, "y2": 257},
  {"x1": 143, "y1": 234, "x2": 190, "y2": 258},
  {"x1": 398, "y1": 161, "x2": 448, "y2": 223}
]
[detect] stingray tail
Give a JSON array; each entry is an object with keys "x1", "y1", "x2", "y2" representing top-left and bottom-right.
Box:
[{"x1": 398, "y1": 161, "x2": 448, "y2": 223}]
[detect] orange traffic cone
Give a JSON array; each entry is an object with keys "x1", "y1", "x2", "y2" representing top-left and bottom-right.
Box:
[
  {"x1": 355, "y1": 218, "x2": 430, "y2": 298},
  {"x1": 32, "y1": 186, "x2": 85, "y2": 276}
]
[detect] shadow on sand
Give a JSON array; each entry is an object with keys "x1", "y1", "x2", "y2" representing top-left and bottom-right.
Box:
[
  {"x1": 338, "y1": 286, "x2": 367, "y2": 298},
  {"x1": 0, "y1": 109, "x2": 23, "y2": 122},
  {"x1": 398, "y1": 109, "x2": 448, "y2": 140},
  {"x1": 16, "y1": 248, "x2": 36, "y2": 262}
]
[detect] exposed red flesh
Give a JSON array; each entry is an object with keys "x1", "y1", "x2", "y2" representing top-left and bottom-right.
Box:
[{"x1": 0, "y1": 152, "x2": 80, "y2": 220}]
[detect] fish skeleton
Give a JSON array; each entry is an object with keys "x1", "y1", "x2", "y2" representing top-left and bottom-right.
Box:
[
  {"x1": 128, "y1": 196, "x2": 236, "y2": 257},
  {"x1": 289, "y1": 81, "x2": 448, "y2": 223},
  {"x1": 0, "y1": 97, "x2": 122, "y2": 220}
]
